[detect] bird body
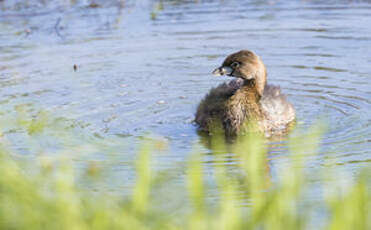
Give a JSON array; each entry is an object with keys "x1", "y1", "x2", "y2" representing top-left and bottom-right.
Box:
[{"x1": 195, "y1": 50, "x2": 295, "y2": 137}]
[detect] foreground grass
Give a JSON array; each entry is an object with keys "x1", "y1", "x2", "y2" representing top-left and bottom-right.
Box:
[{"x1": 0, "y1": 119, "x2": 370, "y2": 230}]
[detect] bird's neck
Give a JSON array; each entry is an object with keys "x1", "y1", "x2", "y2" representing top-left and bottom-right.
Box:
[{"x1": 242, "y1": 79, "x2": 264, "y2": 100}]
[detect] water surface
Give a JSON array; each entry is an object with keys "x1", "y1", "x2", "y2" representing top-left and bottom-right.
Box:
[{"x1": 0, "y1": 0, "x2": 370, "y2": 201}]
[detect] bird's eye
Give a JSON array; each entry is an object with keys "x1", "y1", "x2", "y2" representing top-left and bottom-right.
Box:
[{"x1": 231, "y1": 62, "x2": 240, "y2": 68}]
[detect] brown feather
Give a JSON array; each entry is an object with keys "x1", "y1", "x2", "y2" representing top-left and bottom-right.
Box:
[{"x1": 195, "y1": 50, "x2": 295, "y2": 137}]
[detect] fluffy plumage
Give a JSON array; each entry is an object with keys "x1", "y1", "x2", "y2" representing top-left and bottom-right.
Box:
[{"x1": 195, "y1": 50, "x2": 295, "y2": 137}]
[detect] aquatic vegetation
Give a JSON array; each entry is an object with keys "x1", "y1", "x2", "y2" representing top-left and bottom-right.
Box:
[{"x1": 0, "y1": 113, "x2": 369, "y2": 230}]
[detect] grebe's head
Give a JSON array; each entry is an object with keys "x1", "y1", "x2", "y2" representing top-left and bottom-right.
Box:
[{"x1": 212, "y1": 50, "x2": 267, "y2": 95}]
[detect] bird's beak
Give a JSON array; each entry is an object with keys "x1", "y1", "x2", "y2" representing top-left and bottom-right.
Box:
[{"x1": 212, "y1": 66, "x2": 233, "y2": 76}]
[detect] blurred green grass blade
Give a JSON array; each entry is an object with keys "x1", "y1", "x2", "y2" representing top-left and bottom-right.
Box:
[{"x1": 132, "y1": 142, "x2": 152, "y2": 215}]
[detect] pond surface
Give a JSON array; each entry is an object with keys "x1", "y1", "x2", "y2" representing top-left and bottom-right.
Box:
[{"x1": 0, "y1": 0, "x2": 370, "y2": 199}]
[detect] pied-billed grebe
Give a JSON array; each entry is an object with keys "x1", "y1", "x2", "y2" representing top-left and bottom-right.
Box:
[{"x1": 195, "y1": 50, "x2": 295, "y2": 137}]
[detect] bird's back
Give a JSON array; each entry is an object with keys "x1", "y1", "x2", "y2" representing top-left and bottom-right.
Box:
[{"x1": 259, "y1": 84, "x2": 296, "y2": 134}]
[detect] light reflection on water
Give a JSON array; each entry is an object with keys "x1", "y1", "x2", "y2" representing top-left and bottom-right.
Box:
[{"x1": 0, "y1": 0, "x2": 370, "y2": 198}]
